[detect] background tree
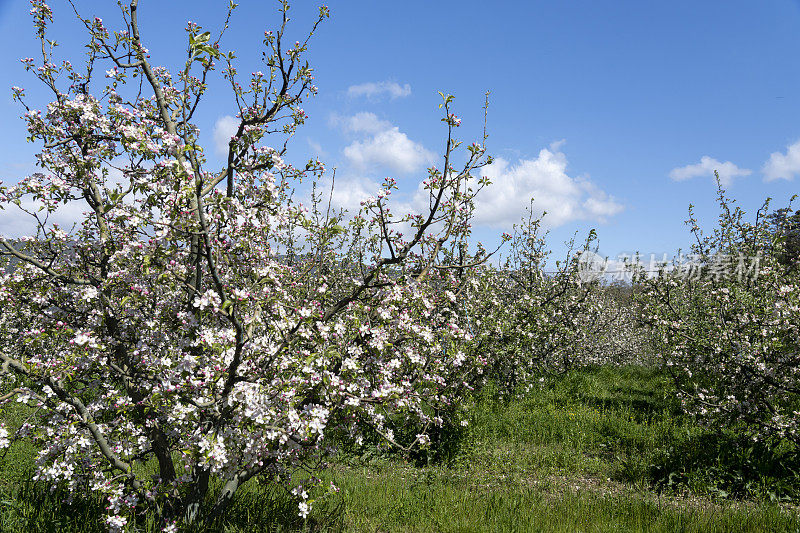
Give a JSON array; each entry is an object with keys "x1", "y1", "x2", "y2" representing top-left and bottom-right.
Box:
[
  {"x1": 638, "y1": 186, "x2": 800, "y2": 447},
  {"x1": 767, "y1": 205, "x2": 800, "y2": 271}
]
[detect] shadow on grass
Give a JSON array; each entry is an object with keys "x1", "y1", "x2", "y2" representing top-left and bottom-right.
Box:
[
  {"x1": 557, "y1": 365, "x2": 683, "y2": 419},
  {"x1": 0, "y1": 479, "x2": 345, "y2": 532},
  {"x1": 650, "y1": 430, "x2": 800, "y2": 502},
  {"x1": 208, "y1": 480, "x2": 345, "y2": 532},
  {"x1": 0, "y1": 481, "x2": 108, "y2": 533},
  {"x1": 577, "y1": 393, "x2": 672, "y2": 419}
]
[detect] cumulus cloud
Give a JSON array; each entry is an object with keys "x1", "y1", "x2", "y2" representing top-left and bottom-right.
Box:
[
  {"x1": 318, "y1": 142, "x2": 620, "y2": 233},
  {"x1": 296, "y1": 173, "x2": 419, "y2": 245},
  {"x1": 334, "y1": 112, "x2": 436, "y2": 175},
  {"x1": 669, "y1": 156, "x2": 751, "y2": 186},
  {"x1": 344, "y1": 130, "x2": 435, "y2": 175},
  {"x1": 0, "y1": 165, "x2": 136, "y2": 239},
  {"x1": 763, "y1": 140, "x2": 800, "y2": 181},
  {"x1": 330, "y1": 111, "x2": 392, "y2": 135},
  {"x1": 346, "y1": 81, "x2": 411, "y2": 100},
  {"x1": 325, "y1": 175, "x2": 381, "y2": 215},
  {"x1": 0, "y1": 200, "x2": 89, "y2": 238},
  {"x1": 213, "y1": 115, "x2": 239, "y2": 157},
  {"x1": 472, "y1": 146, "x2": 623, "y2": 229},
  {"x1": 307, "y1": 139, "x2": 327, "y2": 158}
]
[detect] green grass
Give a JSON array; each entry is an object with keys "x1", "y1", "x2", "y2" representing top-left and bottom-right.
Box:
[
  {"x1": 316, "y1": 464, "x2": 799, "y2": 532},
  {"x1": 1, "y1": 365, "x2": 800, "y2": 531}
]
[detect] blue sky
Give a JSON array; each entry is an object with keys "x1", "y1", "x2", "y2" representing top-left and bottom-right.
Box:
[{"x1": 1, "y1": 0, "x2": 800, "y2": 263}]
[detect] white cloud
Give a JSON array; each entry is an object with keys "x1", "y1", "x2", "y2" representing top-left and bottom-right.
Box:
[
  {"x1": 347, "y1": 81, "x2": 411, "y2": 100},
  {"x1": 344, "y1": 129, "x2": 435, "y2": 175},
  {"x1": 0, "y1": 200, "x2": 89, "y2": 238},
  {"x1": 334, "y1": 112, "x2": 436, "y2": 175},
  {"x1": 330, "y1": 112, "x2": 392, "y2": 135},
  {"x1": 763, "y1": 140, "x2": 800, "y2": 181},
  {"x1": 317, "y1": 142, "x2": 620, "y2": 234},
  {"x1": 213, "y1": 115, "x2": 239, "y2": 157},
  {"x1": 0, "y1": 164, "x2": 138, "y2": 239},
  {"x1": 669, "y1": 156, "x2": 751, "y2": 186},
  {"x1": 307, "y1": 138, "x2": 327, "y2": 158},
  {"x1": 298, "y1": 173, "x2": 417, "y2": 244},
  {"x1": 472, "y1": 146, "x2": 623, "y2": 229},
  {"x1": 326, "y1": 175, "x2": 381, "y2": 215}
]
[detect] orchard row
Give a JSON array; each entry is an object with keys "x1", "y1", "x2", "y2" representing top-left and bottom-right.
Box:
[{"x1": 0, "y1": 1, "x2": 797, "y2": 530}]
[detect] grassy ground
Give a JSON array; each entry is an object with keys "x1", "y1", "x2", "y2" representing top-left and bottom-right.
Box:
[{"x1": 1, "y1": 366, "x2": 799, "y2": 531}]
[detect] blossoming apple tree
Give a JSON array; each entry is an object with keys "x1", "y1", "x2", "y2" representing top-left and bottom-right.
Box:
[
  {"x1": 638, "y1": 184, "x2": 800, "y2": 445},
  {"x1": 0, "y1": 1, "x2": 493, "y2": 528}
]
